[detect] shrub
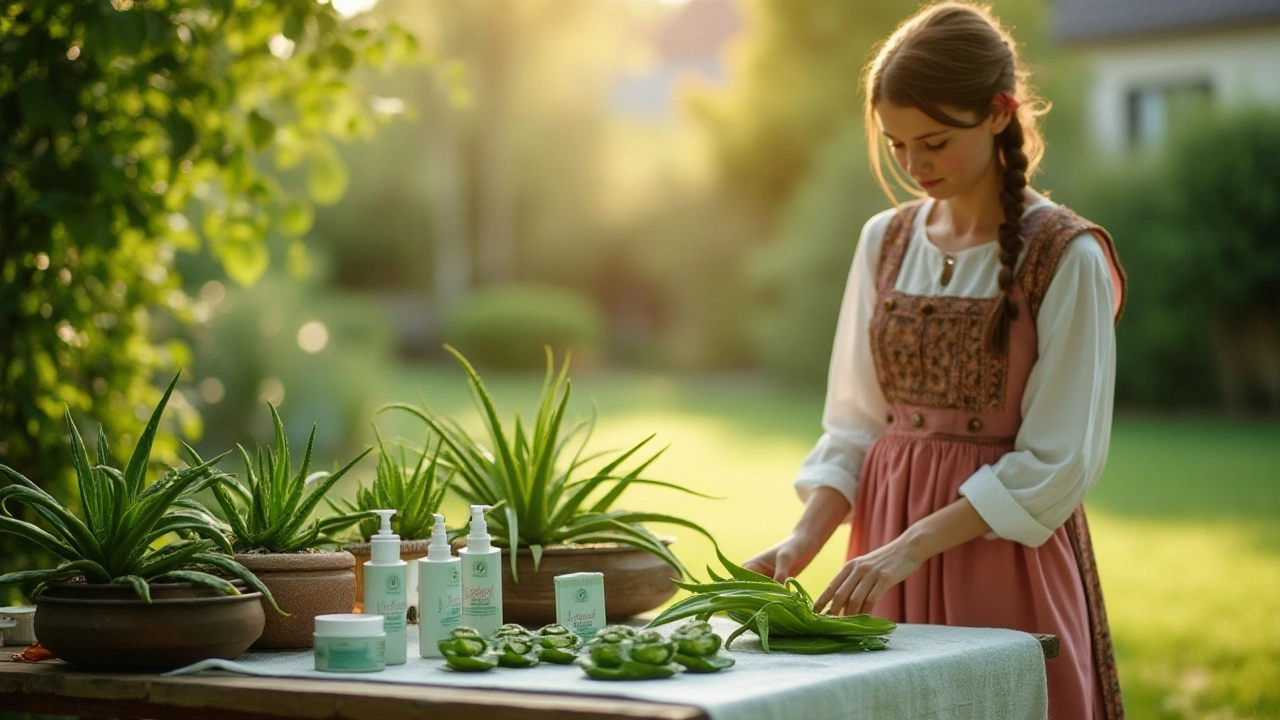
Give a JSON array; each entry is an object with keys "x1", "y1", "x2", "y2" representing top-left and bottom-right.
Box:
[
  {"x1": 442, "y1": 283, "x2": 605, "y2": 370},
  {"x1": 747, "y1": 124, "x2": 888, "y2": 388}
]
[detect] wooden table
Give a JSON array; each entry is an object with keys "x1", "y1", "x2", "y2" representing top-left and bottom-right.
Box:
[{"x1": 0, "y1": 635, "x2": 1058, "y2": 720}]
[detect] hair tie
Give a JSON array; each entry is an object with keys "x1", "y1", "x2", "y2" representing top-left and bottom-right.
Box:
[{"x1": 993, "y1": 92, "x2": 1020, "y2": 114}]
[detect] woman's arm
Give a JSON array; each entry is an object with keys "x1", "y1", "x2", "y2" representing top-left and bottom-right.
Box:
[
  {"x1": 814, "y1": 496, "x2": 990, "y2": 614},
  {"x1": 744, "y1": 486, "x2": 851, "y2": 582}
]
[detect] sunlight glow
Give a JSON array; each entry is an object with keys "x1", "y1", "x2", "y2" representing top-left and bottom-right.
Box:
[{"x1": 329, "y1": 0, "x2": 379, "y2": 17}]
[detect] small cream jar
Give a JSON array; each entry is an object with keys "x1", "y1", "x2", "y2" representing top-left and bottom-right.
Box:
[
  {"x1": 314, "y1": 614, "x2": 386, "y2": 672},
  {"x1": 0, "y1": 606, "x2": 36, "y2": 646}
]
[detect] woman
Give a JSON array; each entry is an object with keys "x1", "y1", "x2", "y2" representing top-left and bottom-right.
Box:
[{"x1": 743, "y1": 3, "x2": 1126, "y2": 717}]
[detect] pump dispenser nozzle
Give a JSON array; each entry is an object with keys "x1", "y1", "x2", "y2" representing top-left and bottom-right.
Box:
[
  {"x1": 466, "y1": 504, "x2": 492, "y2": 553},
  {"x1": 427, "y1": 513, "x2": 452, "y2": 561},
  {"x1": 370, "y1": 508, "x2": 400, "y2": 564}
]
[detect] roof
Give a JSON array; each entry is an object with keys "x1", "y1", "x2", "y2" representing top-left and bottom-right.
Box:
[{"x1": 1053, "y1": 0, "x2": 1280, "y2": 43}]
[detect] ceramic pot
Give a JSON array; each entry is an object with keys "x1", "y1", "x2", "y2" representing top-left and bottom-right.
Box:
[
  {"x1": 344, "y1": 539, "x2": 432, "y2": 622},
  {"x1": 496, "y1": 540, "x2": 680, "y2": 627},
  {"x1": 234, "y1": 551, "x2": 356, "y2": 649},
  {"x1": 34, "y1": 581, "x2": 264, "y2": 672}
]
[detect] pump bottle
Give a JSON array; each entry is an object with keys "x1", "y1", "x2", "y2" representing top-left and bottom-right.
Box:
[
  {"x1": 459, "y1": 504, "x2": 503, "y2": 638},
  {"x1": 417, "y1": 513, "x2": 462, "y2": 658},
  {"x1": 364, "y1": 509, "x2": 407, "y2": 665}
]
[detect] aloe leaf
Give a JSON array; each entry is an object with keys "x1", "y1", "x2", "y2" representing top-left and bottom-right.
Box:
[
  {"x1": 443, "y1": 346, "x2": 526, "y2": 518},
  {"x1": 194, "y1": 553, "x2": 288, "y2": 616},
  {"x1": 0, "y1": 516, "x2": 79, "y2": 562},
  {"x1": 109, "y1": 575, "x2": 153, "y2": 603},
  {"x1": 122, "y1": 373, "x2": 181, "y2": 501},
  {"x1": 153, "y1": 570, "x2": 238, "y2": 595},
  {"x1": 715, "y1": 544, "x2": 776, "y2": 584},
  {"x1": 546, "y1": 436, "x2": 658, "y2": 531},
  {"x1": 525, "y1": 379, "x2": 571, "y2": 541},
  {"x1": 586, "y1": 446, "x2": 668, "y2": 514},
  {"x1": 0, "y1": 485, "x2": 105, "y2": 565},
  {"x1": 65, "y1": 408, "x2": 105, "y2": 542},
  {"x1": 141, "y1": 515, "x2": 233, "y2": 555},
  {"x1": 110, "y1": 458, "x2": 221, "y2": 569},
  {"x1": 274, "y1": 447, "x2": 372, "y2": 545}
]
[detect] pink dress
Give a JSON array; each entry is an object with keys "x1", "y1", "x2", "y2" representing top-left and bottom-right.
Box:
[{"x1": 851, "y1": 200, "x2": 1126, "y2": 719}]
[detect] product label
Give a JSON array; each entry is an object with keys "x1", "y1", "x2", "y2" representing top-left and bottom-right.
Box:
[
  {"x1": 365, "y1": 566, "x2": 408, "y2": 634},
  {"x1": 555, "y1": 573, "x2": 605, "y2": 642},
  {"x1": 315, "y1": 638, "x2": 385, "y2": 672}
]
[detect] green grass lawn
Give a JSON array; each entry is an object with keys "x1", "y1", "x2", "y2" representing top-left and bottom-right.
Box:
[{"x1": 373, "y1": 362, "x2": 1280, "y2": 719}]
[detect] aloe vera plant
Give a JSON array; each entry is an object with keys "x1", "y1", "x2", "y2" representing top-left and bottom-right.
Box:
[
  {"x1": 204, "y1": 403, "x2": 373, "y2": 553},
  {"x1": 0, "y1": 374, "x2": 278, "y2": 608},
  {"x1": 383, "y1": 345, "x2": 716, "y2": 580},
  {"x1": 646, "y1": 547, "x2": 895, "y2": 654},
  {"x1": 329, "y1": 428, "x2": 453, "y2": 542}
]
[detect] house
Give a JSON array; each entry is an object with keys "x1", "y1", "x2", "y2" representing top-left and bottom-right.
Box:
[{"x1": 1053, "y1": 0, "x2": 1280, "y2": 152}]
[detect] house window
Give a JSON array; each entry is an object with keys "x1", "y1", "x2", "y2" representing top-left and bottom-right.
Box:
[{"x1": 1126, "y1": 80, "x2": 1214, "y2": 148}]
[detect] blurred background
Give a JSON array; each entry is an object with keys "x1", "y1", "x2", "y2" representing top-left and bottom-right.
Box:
[{"x1": 2, "y1": 0, "x2": 1278, "y2": 717}]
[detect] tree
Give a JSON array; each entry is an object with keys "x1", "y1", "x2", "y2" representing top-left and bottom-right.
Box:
[{"x1": 0, "y1": 0, "x2": 416, "y2": 596}]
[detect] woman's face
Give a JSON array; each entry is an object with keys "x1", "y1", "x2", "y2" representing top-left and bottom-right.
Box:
[{"x1": 875, "y1": 102, "x2": 1009, "y2": 200}]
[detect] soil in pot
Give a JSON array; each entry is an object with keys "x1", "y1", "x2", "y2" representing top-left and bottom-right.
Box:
[
  {"x1": 496, "y1": 541, "x2": 680, "y2": 627},
  {"x1": 234, "y1": 550, "x2": 356, "y2": 649},
  {"x1": 35, "y1": 581, "x2": 265, "y2": 672}
]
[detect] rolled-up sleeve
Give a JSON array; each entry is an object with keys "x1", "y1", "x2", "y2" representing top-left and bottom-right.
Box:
[
  {"x1": 959, "y1": 234, "x2": 1118, "y2": 547},
  {"x1": 794, "y1": 211, "x2": 894, "y2": 511}
]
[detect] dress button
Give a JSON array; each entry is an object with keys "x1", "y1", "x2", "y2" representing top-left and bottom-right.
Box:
[
  {"x1": 884, "y1": 299, "x2": 896, "y2": 311},
  {"x1": 919, "y1": 303, "x2": 935, "y2": 315},
  {"x1": 968, "y1": 418, "x2": 983, "y2": 433},
  {"x1": 886, "y1": 413, "x2": 894, "y2": 424},
  {"x1": 910, "y1": 412, "x2": 923, "y2": 428}
]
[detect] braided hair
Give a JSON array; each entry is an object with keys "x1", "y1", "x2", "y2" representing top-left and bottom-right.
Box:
[{"x1": 862, "y1": 2, "x2": 1050, "y2": 352}]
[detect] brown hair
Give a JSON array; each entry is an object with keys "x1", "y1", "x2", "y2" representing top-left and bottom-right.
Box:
[{"x1": 863, "y1": 2, "x2": 1050, "y2": 351}]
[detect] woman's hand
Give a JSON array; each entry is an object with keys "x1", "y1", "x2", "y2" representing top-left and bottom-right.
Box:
[
  {"x1": 814, "y1": 537, "x2": 922, "y2": 616},
  {"x1": 743, "y1": 487, "x2": 851, "y2": 583},
  {"x1": 742, "y1": 533, "x2": 822, "y2": 584}
]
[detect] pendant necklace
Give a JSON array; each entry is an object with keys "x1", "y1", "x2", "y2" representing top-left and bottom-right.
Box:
[{"x1": 940, "y1": 254, "x2": 956, "y2": 287}]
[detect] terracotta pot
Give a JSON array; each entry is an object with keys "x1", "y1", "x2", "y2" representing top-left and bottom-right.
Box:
[
  {"x1": 34, "y1": 581, "x2": 265, "y2": 672},
  {"x1": 234, "y1": 551, "x2": 356, "y2": 649},
  {"x1": 496, "y1": 541, "x2": 680, "y2": 627},
  {"x1": 345, "y1": 539, "x2": 432, "y2": 622}
]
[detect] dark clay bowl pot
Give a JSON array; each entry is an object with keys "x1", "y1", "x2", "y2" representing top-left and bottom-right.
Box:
[{"x1": 35, "y1": 580, "x2": 265, "y2": 672}]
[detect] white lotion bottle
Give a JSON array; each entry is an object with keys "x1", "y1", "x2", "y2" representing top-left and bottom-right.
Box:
[
  {"x1": 459, "y1": 504, "x2": 503, "y2": 638},
  {"x1": 417, "y1": 513, "x2": 462, "y2": 658},
  {"x1": 363, "y1": 509, "x2": 408, "y2": 665}
]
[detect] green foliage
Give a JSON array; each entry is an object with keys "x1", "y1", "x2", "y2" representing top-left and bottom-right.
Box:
[
  {"x1": 443, "y1": 283, "x2": 606, "y2": 370},
  {"x1": 0, "y1": 374, "x2": 278, "y2": 610},
  {"x1": 383, "y1": 346, "x2": 717, "y2": 581},
  {"x1": 746, "y1": 124, "x2": 886, "y2": 386},
  {"x1": 333, "y1": 429, "x2": 453, "y2": 541},
  {"x1": 1067, "y1": 105, "x2": 1280, "y2": 409},
  {"x1": 189, "y1": 276, "x2": 395, "y2": 463},
  {"x1": 0, "y1": 0, "x2": 414, "y2": 597},
  {"x1": 649, "y1": 546, "x2": 894, "y2": 654},
  {"x1": 1160, "y1": 106, "x2": 1280, "y2": 313},
  {"x1": 206, "y1": 403, "x2": 373, "y2": 553}
]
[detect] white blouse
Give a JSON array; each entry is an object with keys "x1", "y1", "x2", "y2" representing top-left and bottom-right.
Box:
[{"x1": 793, "y1": 195, "x2": 1118, "y2": 548}]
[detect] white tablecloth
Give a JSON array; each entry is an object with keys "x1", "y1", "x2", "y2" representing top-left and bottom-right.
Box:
[{"x1": 168, "y1": 617, "x2": 1048, "y2": 720}]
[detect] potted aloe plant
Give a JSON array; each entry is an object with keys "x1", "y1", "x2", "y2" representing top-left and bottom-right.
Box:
[
  {"x1": 0, "y1": 374, "x2": 280, "y2": 671},
  {"x1": 333, "y1": 427, "x2": 453, "y2": 622},
  {"x1": 384, "y1": 345, "x2": 717, "y2": 625},
  {"x1": 199, "y1": 403, "x2": 373, "y2": 649}
]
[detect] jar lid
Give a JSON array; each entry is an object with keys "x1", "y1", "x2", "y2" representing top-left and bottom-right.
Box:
[
  {"x1": 0, "y1": 606, "x2": 35, "y2": 616},
  {"x1": 315, "y1": 613, "x2": 385, "y2": 638}
]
